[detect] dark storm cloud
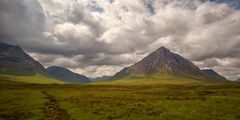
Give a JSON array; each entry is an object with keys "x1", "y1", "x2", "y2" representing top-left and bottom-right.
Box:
[{"x1": 0, "y1": 0, "x2": 45, "y2": 43}]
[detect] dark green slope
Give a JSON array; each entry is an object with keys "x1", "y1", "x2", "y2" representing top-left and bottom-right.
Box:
[{"x1": 47, "y1": 66, "x2": 91, "y2": 83}]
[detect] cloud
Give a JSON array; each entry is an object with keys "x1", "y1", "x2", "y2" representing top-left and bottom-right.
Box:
[
  {"x1": 0, "y1": 0, "x2": 45, "y2": 43},
  {"x1": 71, "y1": 65, "x2": 123, "y2": 77},
  {"x1": 0, "y1": 0, "x2": 239, "y2": 79}
]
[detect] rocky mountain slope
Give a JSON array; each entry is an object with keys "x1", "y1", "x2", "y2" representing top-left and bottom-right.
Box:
[
  {"x1": 0, "y1": 43, "x2": 47, "y2": 76},
  {"x1": 113, "y1": 47, "x2": 225, "y2": 81}
]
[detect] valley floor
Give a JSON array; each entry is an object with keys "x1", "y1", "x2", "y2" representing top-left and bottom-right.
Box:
[{"x1": 0, "y1": 81, "x2": 240, "y2": 120}]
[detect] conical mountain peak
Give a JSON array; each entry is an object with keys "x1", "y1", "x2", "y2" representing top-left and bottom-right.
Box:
[
  {"x1": 150, "y1": 46, "x2": 172, "y2": 57},
  {"x1": 158, "y1": 46, "x2": 170, "y2": 52},
  {"x1": 113, "y1": 46, "x2": 203, "y2": 79}
]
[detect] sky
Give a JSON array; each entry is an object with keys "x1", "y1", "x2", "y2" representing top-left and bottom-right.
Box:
[{"x1": 0, "y1": 0, "x2": 240, "y2": 80}]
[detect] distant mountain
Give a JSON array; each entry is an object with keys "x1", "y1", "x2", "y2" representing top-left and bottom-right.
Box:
[
  {"x1": 0, "y1": 43, "x2": 47, "y2": 76},
  {"x1": 47, "y1": 66, "x2": 91, "y2": 83},
  {"x1": 201, "y1": 69, "x2": 227, "y2": 80},
  {"x1": 236, "y1": 78, "x2": 240, "y2": 82},
  {"x1": 91, "y1": 76, "x2": 112, "y2": 82},
  {"x1": 113, "y1": 47, "x2": 225, "y2": 81}
]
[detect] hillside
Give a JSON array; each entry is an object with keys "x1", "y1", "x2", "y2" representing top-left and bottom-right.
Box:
[
  {"x1": 47, "y1": 66, "x2": 91, "y2": 83},
  {"x1": 113, "y1": 47, "x2": 225, "y2": 81},
  {"x1": 0, "y1": 43, "x2": 64, "y2": 84},
  {"x1": 201, "y1": 69, "x2": 227, "y2": 81},
  {"x1": 0, "y1": 43, "x2": 47, "y2": 76},
  {"x1": 0, "y1": 74, "x2": 64, "y2": 84}
]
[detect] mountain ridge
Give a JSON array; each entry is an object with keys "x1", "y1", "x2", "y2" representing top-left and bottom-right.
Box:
[
  {"x1": 201, "y1": 69, "x2": 227, "y2": 81},
  {"x1": 113, "y1": 47, "x2": 225, "y2": 81},
  {"x1": 0, "y1": 43, "x2": 228, "y2": 83},
  {"x1": 47, "y1": 66, "x2": 91, "y2": 83},
  {"x1": 0, "y1": 43, "x2": 47, "y2": 76}
]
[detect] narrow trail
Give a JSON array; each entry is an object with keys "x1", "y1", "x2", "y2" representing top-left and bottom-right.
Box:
[{"x1": 41, "y1": 91, "x2": 71, "y2": 120}]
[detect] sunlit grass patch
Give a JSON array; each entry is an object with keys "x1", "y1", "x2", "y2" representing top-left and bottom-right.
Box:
[{"x1": 0, "y1": 74, "x2": 64, "y2": 84}]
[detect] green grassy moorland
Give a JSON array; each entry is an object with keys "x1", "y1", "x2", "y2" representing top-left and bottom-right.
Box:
[
  {"x1": 0, "y1": 76, "x2": 240, "y2": 120},
  {"x1": 0, "y1": 74, "x2": 64, "y2": 84}
]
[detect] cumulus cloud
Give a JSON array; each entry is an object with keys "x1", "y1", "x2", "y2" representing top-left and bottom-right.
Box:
[{"x1": 0, "y1": 0, "x2": 239, "y2": 79}]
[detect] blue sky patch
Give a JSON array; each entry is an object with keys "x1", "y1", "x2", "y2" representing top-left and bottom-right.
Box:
[
  {"x1": 142, "y1": 0, "x2": 155, "y2": 15},
  {"x1": 210, "y1": 0, "x2": 240, "y2": 9},
  {"x1": 87, "y1": 1, "x2": 104, "y2": 13}
]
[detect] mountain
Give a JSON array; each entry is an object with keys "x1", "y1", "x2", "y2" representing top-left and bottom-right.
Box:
[
  {"x1": 0, "y1": 43, "x2": 47, "y2": 76},
  {"x1": 91, "y1": 76, "x2": 112, "y2": 82},
  {"x1": 47, "y1": 66, "x2": 91, "y2": 83},
  {"x1": 0, "y1": 43, "x2": 90, "y2": 84},
  {"x1": 236, "y1": 78, "x2": 240, "y2": 82},
  {"x1": 113, "y1": 47, "x2": 223, "y2": 81},
  {"x1": 201, "y1": 69, "x2": 227, "y2": 80}
]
